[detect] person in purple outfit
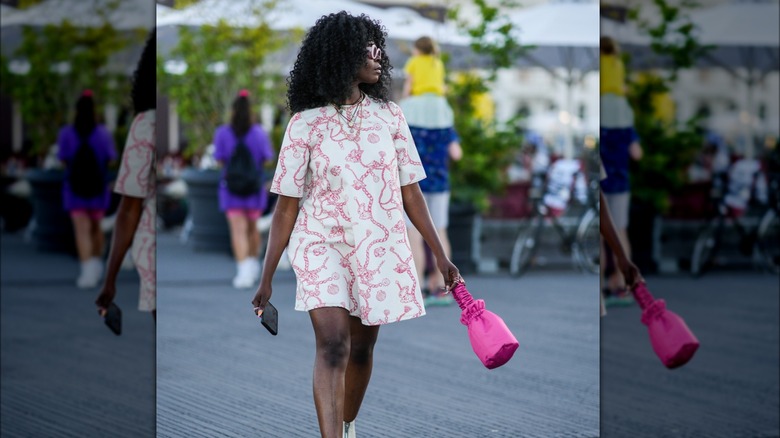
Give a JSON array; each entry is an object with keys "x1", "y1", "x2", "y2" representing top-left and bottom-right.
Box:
[
  {"x1": 214, "y1": 90, "x2": 275, "y2": 289},
  {"x1": 57, "y1": 90, "x2": 117, "y2": 289}
]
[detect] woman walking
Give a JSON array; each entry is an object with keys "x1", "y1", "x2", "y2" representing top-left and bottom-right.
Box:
[
  {"x1": 57, "y1": 90, "x2": 116, "y2": 288},
  {"x1": 96, "y1": 29, "x2": 157, "y2": 318},
  {"x1": 214, "y1": 90, "x2": 274, "y2": 289},
  {"x1": 252, "y1": 12, "x2": 459, "y2": 438}
]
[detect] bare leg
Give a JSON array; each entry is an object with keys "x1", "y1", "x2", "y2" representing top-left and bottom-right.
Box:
[
  {"x1": 310, "y1": 307, "x2": 351, "y2": 438},
  {"x1": 608, "y1": 227, "x2": 630, "y2": 289},
  {"x1": 407, "y1": 226, "x2": 426, "y2": 290},
  {"x1": 428, "y1": 227, "x2": 451, "y2": 290},
  {"x1": 71, "y1": 214, "x2": 93, "y2": 261},
  {"x1": 90, "y1": 218, "x2": 104, "y2": 257},
  {"x1": 248, "y1": 221, "x2": 261, "y2": 259},
  {"x1": 227, "y1": 214, "x2": 249, "y2": 261},
  {"x1": 344, "y1": 317, "x2": 379, "y2": 423}
]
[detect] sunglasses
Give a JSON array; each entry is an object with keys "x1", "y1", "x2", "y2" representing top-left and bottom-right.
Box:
[{"x1": 367, "y1": 44, "x2": 382, "y2": 61}]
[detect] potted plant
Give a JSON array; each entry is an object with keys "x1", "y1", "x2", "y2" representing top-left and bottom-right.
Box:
[
  {"x1": 623, "y1": 0, "x2": 711, "y2": 272},
  {"x1": 444, "y1": 0, "x2": 527, "y2": 273},
  {"x1": 0, "y1": 17, "x2": 141, "y2": 253},
  {"x1": 157, "y1": 6, "x2": 296, "y2": 253}
]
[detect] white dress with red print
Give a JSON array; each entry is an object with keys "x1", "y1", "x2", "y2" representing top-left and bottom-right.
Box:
[
  {"x1": 115, "y1": 110, "x2": 156, "y2": 312},
  {"x1": 272, "y1": 97, "x2": 427, "y2": 326}
]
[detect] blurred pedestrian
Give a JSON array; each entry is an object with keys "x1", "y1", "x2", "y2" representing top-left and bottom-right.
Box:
[
  {"x1": 400, "y1": 36, "x2": 461, "y2": 306},
  {"x1": 599, "y1": 36, "x2": 643, "y2": 307},
  {"x1": 96, "y1": 29, "x2": 157, "y2": 319},
  {"x1": 251, "y1": 12, "x2": 460, "y2": 437},
  {"x1": 214, "y1": 90, "x2": 274, "y2": 289},
  {"x1": 599, "y1": 162, "x2": 643, "y2": 316},
  {"x1": 57, "y1": 90, "x2": 117, "y2": 288}
]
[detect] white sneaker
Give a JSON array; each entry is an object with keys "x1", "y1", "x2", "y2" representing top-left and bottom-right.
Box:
[
  {"x1": 76, "y1": 259, "x2": 101, "y2": 289},
  {"x1": 232, "y1": 259, "x2": 255, "y2": 289},
  {"x1": 91, "y1": 257, "x2": 104, "y2": 282},
  {"x1": 344, "y1": 420, "x2": 356, "y2": 438},
  {"x1": 248, "y1": 258, "x2": 261, "y2": 282}
]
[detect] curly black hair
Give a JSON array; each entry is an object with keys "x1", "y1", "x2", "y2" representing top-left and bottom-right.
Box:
[
  {"x1": 287, "y1": 11, "x2": 392, "y2": 113},
  {"x1": 131, "y1": 29, "x2": 156, "y2": 115},
  {"x1": 230, "y1": 95, "x2": 252, "y2": 138}
]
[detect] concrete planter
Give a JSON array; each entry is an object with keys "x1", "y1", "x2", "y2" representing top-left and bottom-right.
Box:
[
  {"x1": 26, "y1": 168, "x2": 75, "y2": 254},
  {"x1": 448, "y1": 201, "x2": 479, "y2": 275},
  {"x1": 181, "y1": 168, "x2": 231, "y2": 253}
]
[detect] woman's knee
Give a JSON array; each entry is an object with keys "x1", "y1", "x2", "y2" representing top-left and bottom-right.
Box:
[
  {"x1": 349, "y1": 339, "x2": 374, "y2": 365},
  {"x1": 316, "y1": 334, "x2": 350, "y2": 368}
]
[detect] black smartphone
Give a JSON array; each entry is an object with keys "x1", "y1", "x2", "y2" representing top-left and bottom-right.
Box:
[
  {"x1": 103, "y1": 302, "x2": 122, "y2": 336},
  {"x1": 258, "y1": 302, "x2": 278, "y2": 336}
]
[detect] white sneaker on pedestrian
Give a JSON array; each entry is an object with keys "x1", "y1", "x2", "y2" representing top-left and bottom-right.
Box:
[
  {"x1": 343, "y1": 420, "x2": 356, "y2": 438},
  {"x1": 91, "y1": 257, "x2": 104, "y2": 282},
  {"x1": 76, "y1": 258, "x2": 101, "y2": 289},
  {"x1": 232, "y1": 259, "x2": 255, "y2": 289},
  {"x1": 248, "y1": 258, "x2": 261, "y2": 282}
]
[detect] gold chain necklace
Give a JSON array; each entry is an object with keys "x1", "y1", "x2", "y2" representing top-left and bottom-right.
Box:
[{"x1": 333, "y1": 93, "x2": 365, "y2": 130}]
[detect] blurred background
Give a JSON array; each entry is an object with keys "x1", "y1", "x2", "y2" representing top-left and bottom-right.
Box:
[
  {"x1": 1, "y1": 0, "x2": 156, "y2": 436},
  {"x1": 599, "y1": 1, "x2": 779, "y2": 437}
]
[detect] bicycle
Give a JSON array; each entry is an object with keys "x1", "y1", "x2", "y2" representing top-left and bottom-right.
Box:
[
  {"x1": 508, "y1": 160, "x2": 600, "y2": 276},
  {"x1": 690, "y1": 160, "x2": 775, "y2": 276}
]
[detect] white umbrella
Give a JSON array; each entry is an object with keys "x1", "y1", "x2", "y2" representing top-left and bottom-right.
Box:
[
  {"x1": 156, "y1": 0, "x2": 467, "y2": 45},
  {"x1": 0, "y1": 0, "x2": 154, "y2": 30},
  {"x1": 508, "y1": 0, "x2": 600, "y2": 158},
  {"x1": 692, "y1": 0, "x2": 779, "y2": 158}
]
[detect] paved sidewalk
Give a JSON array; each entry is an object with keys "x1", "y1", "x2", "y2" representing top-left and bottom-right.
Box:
[
  {"x1": 601, "y1": 273, "x2": 779, "y2": 438},
  {"x1": 156, "y1": 232, "x2": 600, "y2": 438},
  {"x1": 0, "y1": 233, "x2": 156, "y2": 437}
]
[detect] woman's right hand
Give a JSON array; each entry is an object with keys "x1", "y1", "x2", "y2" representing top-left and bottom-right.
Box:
[{"x1": 252, "y1": 283, "x2": 273, "y2": 316}]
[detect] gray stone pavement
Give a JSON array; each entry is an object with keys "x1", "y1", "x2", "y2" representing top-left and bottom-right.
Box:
[
  {"x1": 601, "y1": 273, "x2": 780, "y2": 438},
  {"x1": 0, "y1": 233, "x2": 156, "y2": 437},
  {"x1": 156, "y1": 232, "x2": 600, "y2": 438}
]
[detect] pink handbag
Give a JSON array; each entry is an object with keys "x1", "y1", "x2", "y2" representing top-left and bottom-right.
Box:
[
  {"x1": 450, "y1": 279, "x2": 519, "y2": 369},
  {"x1": 633, "y1": 282, "x2": 700, "y2": 369}
]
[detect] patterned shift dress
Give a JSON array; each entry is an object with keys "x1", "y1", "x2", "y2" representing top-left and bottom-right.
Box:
[
  {"x1": 114, "y1": 110, "x2": 156, "y2": 312},
  {"x1": 272, "y1": 97, "x2": 427, "y2": 326}
]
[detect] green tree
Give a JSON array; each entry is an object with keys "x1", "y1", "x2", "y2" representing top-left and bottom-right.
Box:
[
  {"x1": 625, "y1": 0, "x2": 712, "y2": 213},
  {"x1": 0, "y1": 10, "x2": 144, "y2": 159},
  {"x1": 157, "y1": 0, "x2": 299, "y2": 160},
  {"x1": 444, "y1": 0, "x2": 528, "y2": 211}
]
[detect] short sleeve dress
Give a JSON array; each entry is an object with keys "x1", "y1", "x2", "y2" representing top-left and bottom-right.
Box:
[
  {"x1": 272, "y1": 97, "x2": 427, "y2": 326},
  {"x1": 114, "y1": 110, "x2": 156, "y2": 312},
  {"x1": 213, "y1": 124, "x2": 275, "y2": 212},
  {"x1": 57, "y1": 124, "x2": 117, "y2": 212}
]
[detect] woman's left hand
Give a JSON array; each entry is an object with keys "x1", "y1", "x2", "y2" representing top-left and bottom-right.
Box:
[{"x1": 437, "y1": 258, "x2": 461, "y2": 292}]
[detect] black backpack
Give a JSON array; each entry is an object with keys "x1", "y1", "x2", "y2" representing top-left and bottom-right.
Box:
[
  {"x1": 225, "y1": 136, "x2": 262, "y2": 196},
  {"x1": 69, "y1": 135, "x2": 105, "y2": 198}
]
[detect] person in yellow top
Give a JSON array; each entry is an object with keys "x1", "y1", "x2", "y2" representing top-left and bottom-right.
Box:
[
  {"x1": 599, "y1": 36, "x2": 643, "y2": 307},
  {"x1": 403, "y1": 36, "x2": 445, "y2": 97},
  {"x1": 400, "y1": 36, "x2": 462, "y2": 307}
]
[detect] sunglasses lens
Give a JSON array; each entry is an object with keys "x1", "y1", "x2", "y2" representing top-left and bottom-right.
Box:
[{"x1": 367, "y1": 46, "x2": 381, "y2": 60}]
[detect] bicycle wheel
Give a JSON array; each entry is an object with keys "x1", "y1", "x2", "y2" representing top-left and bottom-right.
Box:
[
  {"x1": 756, "y1": 209, "x2": 780, "y2": 274},
  {"x1": 574, "y1": 208, "x2": 600, "y2": 274},
  {"x1": 691, "y1": 223, "x2": 719, "y2": 277},
  {"x1": 509, "y1": 219, "x2": 541, "y2": 277}
]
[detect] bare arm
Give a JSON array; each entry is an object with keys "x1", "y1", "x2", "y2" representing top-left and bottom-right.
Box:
[
  {"x1": 401, "y1": 183, "x2": 460, "y2": 288},
  {"x1": 402, "y1": 75, "x2": 413, "y2": 99},
  {"x1": 252, "y1": 195, "x2": 300, "y2": 311},
  {"x1": 96, "y1": 195, "x2": 144, "y2": 310},
  {"x1": 600, "y1": 190, "x2": 643, "y2": 287}
]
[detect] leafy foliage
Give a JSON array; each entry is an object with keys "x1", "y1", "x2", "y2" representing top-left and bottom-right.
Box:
[
  {"x1": 626, "y1": 0, "x2": 711, "y2": 213},
  {"x1": 156, "y1": 0, "x2": 299, "y2": 160},
  {"x1": 0, "y1": 9, "x2": 144, "y2": 159},
  {"x1": 444, "y1": 0, "x2": 527, "y2": 211}
]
